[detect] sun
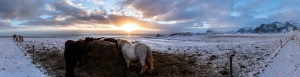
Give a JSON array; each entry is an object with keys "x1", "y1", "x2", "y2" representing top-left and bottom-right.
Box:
[{"x1": 121, "y1": 23, "x2": 140, "y2": 32}]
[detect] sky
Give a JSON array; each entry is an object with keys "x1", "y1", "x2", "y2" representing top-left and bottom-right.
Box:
[{"x1": 1, "y1": 0, "x2": 300, "y2": 35}]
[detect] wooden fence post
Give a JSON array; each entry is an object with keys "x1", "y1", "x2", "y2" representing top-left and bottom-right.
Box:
[
  {"x1": 280, "y1": 39, "x2": 282, "y2": 47},
  {"x1": 33, "y1": 45, "x2": 35, "y2": 64},
  {"x1": 230, "y1": 54, "x2": 235, "y2": 77}
]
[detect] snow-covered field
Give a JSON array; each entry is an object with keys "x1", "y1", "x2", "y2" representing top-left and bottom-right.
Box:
[
  {"x1": 0, "y1": 38, "x2": 46, "y2": 77},
  {"x1": 258, "y1": 39, "x2": 300, "y2": 77},
  {"x1": 2, "y1": 31, "x2": 300, "y2": 76},
  {"x1": 129, "y1": 34, "x2": 292, "y2": 76}
]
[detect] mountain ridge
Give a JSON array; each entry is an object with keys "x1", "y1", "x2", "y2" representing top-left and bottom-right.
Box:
[{"x1": 205, "y1": 21, "x2": 300, "y2": 34}]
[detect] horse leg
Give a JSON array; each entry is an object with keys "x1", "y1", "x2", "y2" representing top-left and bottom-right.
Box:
[
  {"x1": 65, "y1": 57, "x2": 69, "y2": 77},
  {"x1": 139, "y1": 60, "x2": 146, "y2": 74},
  {"x1": 65, "y1": 67, "x2": 69, "y2": 77},
  {"x1": 122, "y1": 53, "x2": 131, "y2": 67},
  {"x1": 70, "y1": 70, "x2": 75, "y2": 77},
  {"x1": 69, "y1": 62, "x2": 76, "y2": 77},
  {"x1": 125, "y1": 57, "x2": 130, "y2": 67},
  {"x1": 78, "y1": 53, "x2": 82, "y2": 67}
]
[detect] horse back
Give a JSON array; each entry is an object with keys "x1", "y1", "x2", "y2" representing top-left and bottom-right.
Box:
[
  {"x1": 65, "y1": 40, "x2": 75, "y2": 47},
  {"x1": 134, "y1": 43, "x2": 148, "y2": 54}
]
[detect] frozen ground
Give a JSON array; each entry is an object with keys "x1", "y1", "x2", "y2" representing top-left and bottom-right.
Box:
[
  {"x1": 0, "y1": 38, "x2": 46, "y2": 77},
  {"x1": 258, "y1": 40, "x2": 300, "y2": 77},
  {"x1": 4, "y1": 31, "x2": 300, "y2": 76},
  {"x1": 127, "y1": 34, "x2": 292, "y2": 76}
]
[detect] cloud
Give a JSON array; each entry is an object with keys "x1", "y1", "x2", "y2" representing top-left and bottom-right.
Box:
[
  {"x1": 0, "y1": 0, "x2": 44, "y2": 20},
  {"x1": 87, "y1": 0, "x2": 105, "y2": 5},
  {"x1": 120, "y1": 0, "x2": 300, "y2": 32},
  {"x1": 3, "y1": 0, "x2": 300, "y2": 34},
  {"x1": 122, "y1": 0, "x2": 236, "y2": 21},
  {"x1": 22, "y1": 0, "x2": 110, "y2": 27},
  {"x1": 0, "y1": 20, "x2": 11, "y2": 27},
  {"x1": 120, "y1": 0, "x2": 241, "y2": 33}
]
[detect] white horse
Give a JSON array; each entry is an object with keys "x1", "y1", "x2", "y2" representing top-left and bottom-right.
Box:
[{"x1": 117, "y1": 39, "x2": 154, "y2": 74}]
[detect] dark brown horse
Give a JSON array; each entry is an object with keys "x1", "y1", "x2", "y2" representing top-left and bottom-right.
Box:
[
  {"x1": 104, "y1": 38, "x2": 118, "y2": 46},
  {"x1": 64, "y1": 40, "x2": 84, "y2": 77},
  {"x1": 84, "y1": 37, "x2": 94, "y2": 43}
]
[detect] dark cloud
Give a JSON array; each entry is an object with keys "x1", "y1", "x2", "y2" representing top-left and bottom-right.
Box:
[
  {"x1": 122, "y1": 0, "x2": 237, "y2": 21},
  {"x1": 21, "y1": 19, "x2": 72, "y2": 26},
  {"x1": 22, "y1": 0, "x2": 110, "y2": 27},
  {"x1": 0, "y1": 0, "x2": 44, "y2": 20},
  {"x1": 122, "y1": 0, "x2": 174, "y2": 18},
  {"x1": 51, "y1": 0, "x2": 110, "y2": 24}
]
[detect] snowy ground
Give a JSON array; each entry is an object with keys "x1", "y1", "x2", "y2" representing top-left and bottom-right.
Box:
[
  {"x1": 128, "y1": 34, "x2": 292, "y2": 76},
  {"x1": 3, "y1": 31, "x2": 300, "y2": 76},
  {"x1": 258, "y1": 39, "x2": 300, "y2": 77},
  {"x1": 0, "y1": 38, "x2": 46, "y2": 77}
]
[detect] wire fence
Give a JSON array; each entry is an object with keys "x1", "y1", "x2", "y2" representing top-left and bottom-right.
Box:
[
  {"x1": 12, "y1": 35, "x2": 294, "y2": 77},
  {"x1": 13, "y1": 37, "x2": 237, "y2": 77}
]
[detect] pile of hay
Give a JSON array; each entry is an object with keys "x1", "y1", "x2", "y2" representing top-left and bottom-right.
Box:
[
  {"x1": 73, "y1": 40, "x2": 207, "y2": 77},
  {"x1": 30, "y1": 40, "x2": 212, "y2": 77},
  {"x1": 76, "y1": 40, "x2": 132, "y2": 77}
]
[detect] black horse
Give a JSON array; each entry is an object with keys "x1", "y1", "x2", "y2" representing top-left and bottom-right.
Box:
[{"x1": 64, "y1": 40, "x2": 84, "y2": 77}]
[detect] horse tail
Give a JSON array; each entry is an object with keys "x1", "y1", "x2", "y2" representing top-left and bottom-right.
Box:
[{"x1": 146, "y1": 45, "x2": 154, "y2": 70}]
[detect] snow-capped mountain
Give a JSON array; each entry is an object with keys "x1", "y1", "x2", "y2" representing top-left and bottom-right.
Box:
[
  {"x1": 236, "y1": 27, "x2": 254, "y2": 33},
  {"x1": 204, "y1": 21, "x2": 300, "y2": 34},
  {"x1": 252, "y1": 21, "x2": 298, "y2": 33},
  {"x1": 205, "y1": 28, "x2": 240, "y2": 34}
]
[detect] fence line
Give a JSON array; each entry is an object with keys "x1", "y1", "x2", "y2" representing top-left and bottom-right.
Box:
[
  {"x1": 254, "y1": 37, "x2": 291, "y2": 76},
  {"x1": 14, "y1": 38, "x2": 89, "y2": 77},
  {"x1": 33, "y1": 45, "x2": 35, "y2": 64},
  {"x1": 229, "y1": 54, "x2": 234, "y2": 77},
  {"x1": 12, "y1": 36, "x2": 293, "y2": 77}
]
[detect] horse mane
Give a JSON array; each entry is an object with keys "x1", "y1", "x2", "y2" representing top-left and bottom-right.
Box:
[
  {"x1": 65, "y1": 40, "x2": 75, "y2": 48},
  {"x1": 132, "y1": 41, "x2": 141, "y2": 44},
  {"x1": 117, "y1": 39, "x2": 132, "y2": 50},
  {"x1": 76, "y1": 39, "x2": 85, "y2": 46}
]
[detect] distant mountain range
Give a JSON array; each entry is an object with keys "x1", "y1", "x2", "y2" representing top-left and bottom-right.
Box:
[
  {"x1": 252, "y1": 21, "x2": 298, "y2": 33},
  {"x1": 206, "y1": 28, "x2": 240, "y2": 34},
  {"x1": 236, "y1": 27, "x2": 254, "y2": 33},
  {"x1": 205, "y1": 21, "x2": 300, "y2": 34}
]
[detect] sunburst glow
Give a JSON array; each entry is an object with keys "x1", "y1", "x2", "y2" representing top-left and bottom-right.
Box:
[{"x1": 121, "y1": 23, "x2": 140, "y2": 32}]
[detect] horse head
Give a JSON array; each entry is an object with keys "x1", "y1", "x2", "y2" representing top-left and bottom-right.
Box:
[
  {"x1": 116, "y1": 39, "x2": 122, "y2": 50},
  {"x1": 85, "y1": 37, "x2": 94, "y2": 43},
  {"x1": 76, "y1": 39, "x2": 84, "y2": 46},
  {"x1": 13, "y1": 34, "x2": 16, "y2": 38}
]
